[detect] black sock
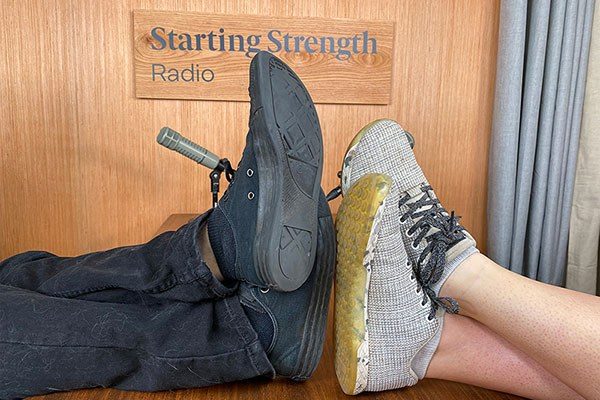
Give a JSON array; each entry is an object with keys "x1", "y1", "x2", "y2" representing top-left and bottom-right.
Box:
[{"x1": 207, "y1": 208, "x2": 237, "y2": 281}]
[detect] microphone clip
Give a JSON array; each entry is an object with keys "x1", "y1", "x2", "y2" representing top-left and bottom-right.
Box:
[{"x1": 209, "y1": 159, "x2": 235, "y2": 208}]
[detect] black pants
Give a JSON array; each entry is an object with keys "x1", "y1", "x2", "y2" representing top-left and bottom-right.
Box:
[{"x1": 0, "y1": 212, "x2": 274, "y2": 399}]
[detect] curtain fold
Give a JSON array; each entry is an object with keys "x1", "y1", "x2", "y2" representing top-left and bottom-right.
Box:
[
  {"x1": 487, "y1": 0, "x2": 595, "y2": 285},
  {"x1": 567, "y1": 2, "x2": 600, "y2": 295}
]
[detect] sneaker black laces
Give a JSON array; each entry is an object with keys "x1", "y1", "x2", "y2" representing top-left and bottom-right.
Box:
[
  {"x1": 399, "y1": 185, "x2": 466, "y2": 319},
  {"x1": 325, "y1": 171, "x2": 343, "y2": 202}
]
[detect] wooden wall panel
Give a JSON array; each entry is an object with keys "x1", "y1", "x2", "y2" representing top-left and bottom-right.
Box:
[
  {"x1": 0, "y1": 0, "x2": 499, "y2": 258},
  {"x1": 133, "y1": 11, "x2": 395, "y2": 104}
]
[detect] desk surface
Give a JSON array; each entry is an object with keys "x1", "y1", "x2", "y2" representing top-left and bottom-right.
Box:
[{"x1": 32, "y1": 214, "x2": 521, "y2": 400}]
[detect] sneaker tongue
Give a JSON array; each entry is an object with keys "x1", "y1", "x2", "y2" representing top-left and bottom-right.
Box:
[
  {"x1": 406, "y1": 185, "x2": 425, "y2": 198},
  {"x1": 402, "y1": 185, "x2": 460, "y2": 264},
  {"x1": 406, "y1": 186, "x2": 435, "y2": 214},
  {"x1": 404, "y1": 185, "x2": 446, "y2": 233}
]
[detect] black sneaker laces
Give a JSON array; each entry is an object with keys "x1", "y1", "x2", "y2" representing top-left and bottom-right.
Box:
[
  {"x1": 326, "y1": 171, "x2": 343, "y2": 202},
  {"x1": 399, "y1": 185, "x2": 466, "y2": 319}
]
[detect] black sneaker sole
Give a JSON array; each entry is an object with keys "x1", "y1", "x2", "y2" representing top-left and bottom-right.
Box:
[
  {"x1": 290, "y1": 208, "x2": 335, "y2": 380},
  {"x1": 249, "y1": 51, "x2": 323, "y2": 292}
]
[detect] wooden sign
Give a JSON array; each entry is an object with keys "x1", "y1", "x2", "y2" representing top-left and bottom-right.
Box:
[{"x1": 133, "y1": 11, "x2": 395, "y2": 104}]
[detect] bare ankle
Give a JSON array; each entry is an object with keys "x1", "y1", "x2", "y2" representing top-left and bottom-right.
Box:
[
  {"x1": 440, "y1": 252, "x2": 487, "y2": 317},
  {"x1": 199, "y1": 224, "x2": 225, "y2": 282}
]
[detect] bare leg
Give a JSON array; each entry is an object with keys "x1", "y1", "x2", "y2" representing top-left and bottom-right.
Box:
[
  {"x1": 441, "y1": 253, "x2": 600, "y2": 399},
  {"x1": 199, "y1": 224, "x2": 224, "y2": 282},
  {"x1": 427, "y1": 313, "x2": 584, "y2": 400}
]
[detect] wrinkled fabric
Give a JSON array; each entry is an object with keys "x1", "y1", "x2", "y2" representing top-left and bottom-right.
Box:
[
  {"x1": 567, "y1": 2, "x2": 600, "y2": 295},
  {"x1": 487, "y1": 0, "x2": 595, "y2": 285},
  {"x1": 0, "y1": 211, "x2": 274, "y2": 399}
]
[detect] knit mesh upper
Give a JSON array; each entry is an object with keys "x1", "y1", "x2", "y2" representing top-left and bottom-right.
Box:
[
  {"x1": 343, "y1": 119, "x2": 477, "y2": 390},
  {"x1": 364, "y1": 183, "x2": 442, "y2": 391}
]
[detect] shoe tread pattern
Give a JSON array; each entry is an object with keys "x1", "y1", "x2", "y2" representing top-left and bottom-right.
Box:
[
  {"x1": 263, "y1": 56, "x2": 322, "y2": 288},
  {"x1": 334, "y1": 174, "x2": 391, "y2": 395},
  {"x1": 270, "y1": 57, "x2": 322, "y2": 198}
]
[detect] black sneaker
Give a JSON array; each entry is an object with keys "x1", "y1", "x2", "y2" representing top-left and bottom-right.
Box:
[
  {"x1": 208, "y1": 51, "x2": 323, "y2": 291},
  {"x1": 239, "y1": 190, "x2": 335, "y2": 380}
]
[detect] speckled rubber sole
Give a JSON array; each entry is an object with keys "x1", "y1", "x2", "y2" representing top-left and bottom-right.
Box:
[{"x1": 334, "y1": 173, "x2": 392, "y2": 395}]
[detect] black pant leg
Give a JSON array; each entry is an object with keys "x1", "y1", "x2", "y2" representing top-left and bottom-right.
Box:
[
  {"x1": 0, "y1": 284, "x2": 273, "y2": 399},
  {"x1": 0, "y1": 211, "x2": 274, "y2": 398},
  {"x1": 0, "y1": 212, "x2": 227, "y2": 303}
]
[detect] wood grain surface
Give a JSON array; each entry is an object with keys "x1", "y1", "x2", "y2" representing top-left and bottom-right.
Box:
[
  {"x1": 0, "y1": 0, "x2": 499, "y2": 273},
  {"x1": 30, "y1": 214, "x2": 522, "y2": 400},
  {"x1": 133, "y1": 10, "x2": 395, "y2": 104}
]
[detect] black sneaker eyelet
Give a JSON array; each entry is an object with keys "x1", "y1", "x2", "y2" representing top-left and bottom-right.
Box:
[
  {"x1": 247, "y1": 192, "x2": 255, "y2": 200},
  {"x1": 246, "y1": 168, "x2": 254, "y2": 177},
  {"x1": 260, "y1": 287, "x2": 270, "y2": 294}
]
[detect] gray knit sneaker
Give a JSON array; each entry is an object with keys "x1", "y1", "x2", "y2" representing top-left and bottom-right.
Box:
[
  {"x1": 341, "y1": 119, "x2": 478, "y2": 312},
  {"x1": 334, "y1": 174, "x2": 445, "y2": 394}
]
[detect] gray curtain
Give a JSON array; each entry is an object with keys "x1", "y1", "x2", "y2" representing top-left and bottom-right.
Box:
[
  {"x1": 487, "y1": 0, "x2": 595, "y2": 285},
  {"x1": 567, "y1": 2, "x2": 600, "y2": 295}
]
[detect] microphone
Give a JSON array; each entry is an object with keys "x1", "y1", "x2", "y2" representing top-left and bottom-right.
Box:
[{"x1": 156, "y1": 127, "x2": 220, "y2": 170}]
